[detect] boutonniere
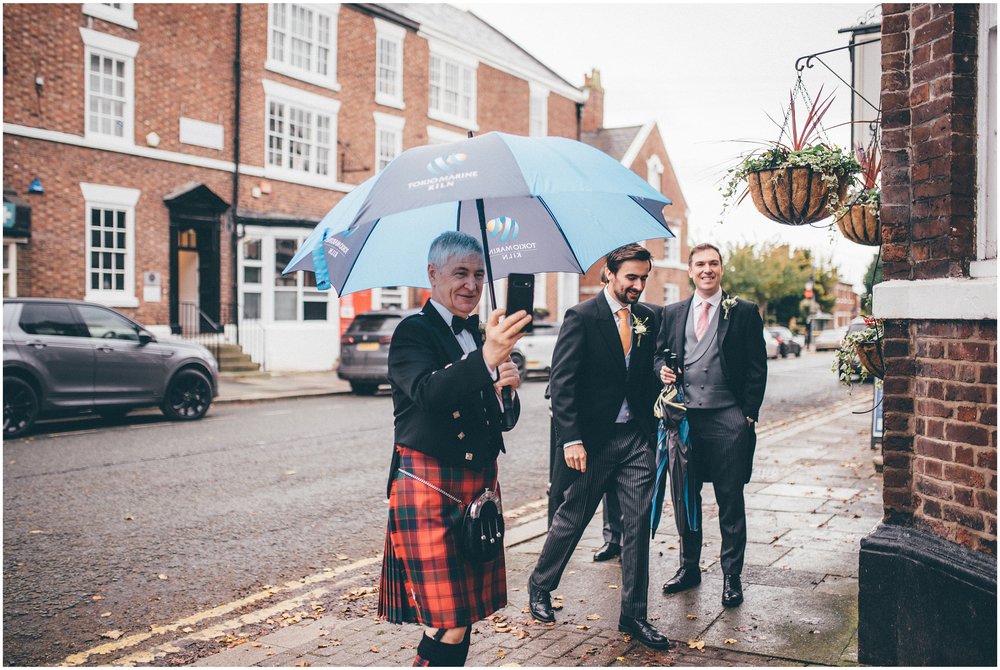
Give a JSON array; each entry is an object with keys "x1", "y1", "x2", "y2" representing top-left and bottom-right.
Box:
[
  {"x1": 722, "y1": 295, "x2": 739, "y2": 320},
  {"x1": 632, "y1": 315, "x2": 650, "y2": 346}
]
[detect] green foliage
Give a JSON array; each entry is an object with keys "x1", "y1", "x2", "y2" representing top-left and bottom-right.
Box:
[
  {"x1": 722, "y1": 243, "x2": 813, "y2": 321},
  {"x1": 832, "y1": 320, "x2": 882, "y2": 388}
]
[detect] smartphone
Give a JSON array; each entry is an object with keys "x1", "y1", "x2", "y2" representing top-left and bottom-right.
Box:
[{"x1": 505, "y1": 273, "x2": 535, "y2": 333}]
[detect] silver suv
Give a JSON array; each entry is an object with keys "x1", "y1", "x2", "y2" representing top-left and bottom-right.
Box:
[{"x1": 3, "y1": 298, "x2": 219, "y2": 438}]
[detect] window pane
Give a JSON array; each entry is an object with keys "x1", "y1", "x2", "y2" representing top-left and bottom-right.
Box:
[
  {"x1": 242, "y1": 293, "x2": 261, "y2": 319},
  {"x1": 243, "y1": 238, "x2": 261, "y2": 260},
  {"x1": 274, "y1": 291, "x2": 297, "y2": 320},
  {"x1": 303, "y1": 301, "x2": 327, "y2": 321},
  {"x1": 274, "y1": 239, "x2": 297, "y2": 286},
  {"x1": 77, "y1": 304, "x2": 138, "y2": 340},
  {"x1": 244, "y1": 266, "x2": 261, "y2": 284}
]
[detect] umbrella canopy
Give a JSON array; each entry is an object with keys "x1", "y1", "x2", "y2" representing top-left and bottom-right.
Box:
[
  {"x1": 650, "y1": 383, "x2": 699, "y2": 538},
  {"x1": 282, "y1": 131, "x2": 673, "y2": 298}
]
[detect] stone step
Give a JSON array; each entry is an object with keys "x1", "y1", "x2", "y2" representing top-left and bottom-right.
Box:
[
  {"x1": 220, "y1": 360, "x2": 262, "y2": 373},
  {"x1": 219, "y1": 369, "x2": 271, "y2": 379}
]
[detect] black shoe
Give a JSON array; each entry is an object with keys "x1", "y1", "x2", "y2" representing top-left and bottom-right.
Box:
[
  {"x1": 618, "y1": 615, "x2": 673, "y2": 650},
  {"x1": 528, "y1": 582, "x2": 555, "y2": 623},
  {"x1": 662, "y1": 566, "x2": 701, "y2": 594},
  {"x1": 593, "y1": 542, "x2": 621, "y2": 562},
  {"x1": 722, "y1": 574, "x2": 744, "y2": 607}
]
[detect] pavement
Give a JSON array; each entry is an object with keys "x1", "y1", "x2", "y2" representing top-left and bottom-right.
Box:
[{"x1": 197, "y1": 371, "x2": 881, "y2": 668}]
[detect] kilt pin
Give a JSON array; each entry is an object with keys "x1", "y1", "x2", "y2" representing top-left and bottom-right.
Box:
[{"x1": 377, "y1": 299, "x2": 519, "y2": 630}]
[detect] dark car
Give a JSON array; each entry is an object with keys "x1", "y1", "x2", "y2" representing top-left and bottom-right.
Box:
[
  {"x1": 3, "y1": 298, "x2": 219, "y2": 439},
  {"x1": 768, "y1": 326, "x2": 803, "y2": 358},
  {"x1": 337, "y1": 308, "x2": 418, "y2": 395}
]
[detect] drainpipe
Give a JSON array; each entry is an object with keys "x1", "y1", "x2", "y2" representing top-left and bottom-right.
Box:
[{"x1": 230, "y1": 4, "x2": 242, "y2": 325}]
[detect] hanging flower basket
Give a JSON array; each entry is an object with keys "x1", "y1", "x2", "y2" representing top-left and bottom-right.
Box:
[
  {"x1": 855, "y1": 340, "x2": 885, "y2": 379},
  {"x1": 746, "y1": 167, "x2": 850, "y2": 226},
  {"x1": 836, "y1": 202, "x2": 881, "y2": 246}
]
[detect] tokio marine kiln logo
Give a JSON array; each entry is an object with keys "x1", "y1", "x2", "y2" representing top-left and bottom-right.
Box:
[
  {"x1": 486, "y1": 216, "x2": 538, "y2": 261},
  {"x1": 407, "y1": 152, "x2": 479, "y2": 191}
]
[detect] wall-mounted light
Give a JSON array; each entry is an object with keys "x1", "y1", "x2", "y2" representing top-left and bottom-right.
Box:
[
  {"x1": 251, "y1": 186, "x2": 262, "y2": 198},
  {"x1": 146, "y1": 132, "x2": 160, "y2": 147},
  {"x1": 28, "y1": 178, "x2": 43, "y2": 194}
]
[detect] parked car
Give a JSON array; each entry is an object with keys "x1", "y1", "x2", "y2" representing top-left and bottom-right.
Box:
[
  {"x1": 511, "y1": 321, "x2": 561, "y2": 380},
  {"x1": 337, "y1": 308, "x2": 418, "y2": 395},
  {"x1": 814, "y1": 326, "x2": 848, "y2": 351},
  {"x1": 3, "y1": 298, "x2": 219, "y2": 439},
  {"x1": 768, "y1": 326, "x2": 803, "y2": 358},
  {"x1": 762, "y1": 327, "x2": 780, "y2": 359}
]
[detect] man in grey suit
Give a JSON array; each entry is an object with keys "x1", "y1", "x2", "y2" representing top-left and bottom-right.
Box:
[
  {"x1": 654, "y1": 243, "x2": 767, "y2": 607},
  {"x1": 528, "y1": 244, "x2": 671, "y2": 650}
]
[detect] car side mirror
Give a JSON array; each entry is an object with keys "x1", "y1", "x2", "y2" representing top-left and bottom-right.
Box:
[{"x1": 138, "y1": 331, "x2": 155, "y2": 345}]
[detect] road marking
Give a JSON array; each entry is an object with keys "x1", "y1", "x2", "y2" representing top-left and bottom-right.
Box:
[{"x1": 60, "y1": 556, "x2": 382, "y2": 666}]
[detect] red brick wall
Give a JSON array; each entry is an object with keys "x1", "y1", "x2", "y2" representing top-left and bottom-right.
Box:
[{"x1": 879, "y1": 3, "x2": 997, "y2": 555}]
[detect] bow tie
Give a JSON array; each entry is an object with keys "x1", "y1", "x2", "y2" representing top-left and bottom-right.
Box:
[{"x1": 451, "y1": 314, "x2": 480, "y2": 335}]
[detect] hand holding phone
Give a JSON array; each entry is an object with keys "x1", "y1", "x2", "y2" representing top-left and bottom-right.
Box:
[{"x1": 505, "y1": 273, "x2": 535, "y2": 333}]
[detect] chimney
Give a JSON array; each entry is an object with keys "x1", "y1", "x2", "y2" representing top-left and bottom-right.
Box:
[{"x1": 581, "y1": 68, "x2": 604, "y2": 133}]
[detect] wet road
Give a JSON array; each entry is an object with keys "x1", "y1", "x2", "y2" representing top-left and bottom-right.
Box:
[{"x1": 2, "y1": 350, "x2": 856, "y2": 666}]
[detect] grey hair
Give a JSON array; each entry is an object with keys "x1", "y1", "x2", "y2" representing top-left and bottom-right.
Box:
[{"x1": 427, "y1": 231, "x2": 484, "y2": 268}]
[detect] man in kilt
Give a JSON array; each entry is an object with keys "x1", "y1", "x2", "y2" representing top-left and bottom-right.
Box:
[{"x1": 378, "y1": 231, "x2": 531, "y2": 666}]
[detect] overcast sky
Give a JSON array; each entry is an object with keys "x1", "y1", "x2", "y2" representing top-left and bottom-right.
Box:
[{"x1": 461, "y1": 2, "x2": 882, "y2": 288}]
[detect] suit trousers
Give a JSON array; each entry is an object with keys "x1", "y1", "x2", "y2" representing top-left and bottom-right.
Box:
[
  {"x1": 530, "y1": 422, "x2": 655, "y2": 619},
  {"x1": 678, "y1": 405, "x2": 751, "y2": 575}
]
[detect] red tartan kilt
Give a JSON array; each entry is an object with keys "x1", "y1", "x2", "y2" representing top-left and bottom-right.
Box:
[{"x1": 378, "y1": 446, "x2": 507, "y2": 629}]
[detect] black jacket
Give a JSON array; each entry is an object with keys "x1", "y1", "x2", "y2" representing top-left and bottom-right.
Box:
[
  {"x1": 653, "y1": 294, "x2": 767, "y2": 421},
  {"x1": 387, "y1": 300, "x2": 519, "y2": 472},
  {"x1": 549, "y1": 296, "x2": 659, "y2": 453}
]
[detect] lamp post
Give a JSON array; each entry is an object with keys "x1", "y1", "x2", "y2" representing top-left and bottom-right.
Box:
[{"x1": 804, "y1": 277, "x2": 816, "y2": 350}]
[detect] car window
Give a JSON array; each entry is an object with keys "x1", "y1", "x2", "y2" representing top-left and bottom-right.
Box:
[
  {"x1": 76, "y1": 304, "x2": 140, "y2": 341},
  {"x1": 19, "y1": 303, "x2": 84, "y2": 337},
  {"x1": 346, "y1": 315, "x2": 400, "y2": 334}
]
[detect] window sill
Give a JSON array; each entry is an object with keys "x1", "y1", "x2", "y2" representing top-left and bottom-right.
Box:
[
  {"x1": 873, "y1": 276, "x2": 998, "y2": 320},
  {"x1": 427, "y1": 109, "x2": 478, "y2": 133},
  {"x1": 970, "y1": 258, "x2": 997, "y2": 278},
  {"x1": 85, "y1": 293, "x2": 139, "y2": 308},
  {"x1": 263, "y1": 165, "x2": 350, "y2": 190},
  {"x1": 375, "y1": 95, "x2": 405, "y2": 111},
  {"x1": 84, "y1": 133, "x2": 136, "y2": 152},
  {"x1": 264, "y1": 61, "x2": 341, "y2": 93}
]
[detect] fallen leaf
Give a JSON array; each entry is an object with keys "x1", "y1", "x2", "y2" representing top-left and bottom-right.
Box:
[
  {"x1": 686, "y1": 614, "x2": 698, "y2": 620},
  {"x1": 158, "y1": 574, "x2": 169, "y2": 580},
  {"x1": 586, "y1": 614, "x2": 601, "y2": 621},
  {"x1": 227, "y1": 638, "x2": 249, "y2": 649},
  {"x1": 551, "y1": 603, "x2": 563, "y2": 610},
  {"x1": 495, "y1": 625, "x2": 512, "y2": 633},
  {"x1": 811, "y1": 630, "x2": 821, "y2": 635},
  {"x1": 252, "y1": 643, "x2": 264, "y2": 648},
  {"x1": 515, "y1": 630, "x2": 530, "y2": 639},
  {"x1": 181, "y1": 626, "x2": 194, "y2": 633},
  {"x1": 294, "y1": 663, "x2": 310, "y2": 667},
  {"x1": 576, "y1": 625, "x2": 591, "y2": 630},
  {"x1": 688, "y1": 639, "x2": 705, "y2": 651},
  {"x1": 125, "y1": 516, "x2": 135, "y2": 521},
  {"x1": 369, "y1": 646, "x2": 379, "y2": 653},
  {"x1": 617, "y1": 656, "x2": 626, "y2": 662},
  {"x1": 92, "y1": 595, "x2": 104, "y2": 601},
  {"x1": 102, "y1": 630, "x2": 124, "y2": 640},
  {"x1": 584, "y1": 648, "x2": 597, "y2": 655},
  {"x1": 28, "y1": 530, "x2": 44, "y2": 535},
  {"x1": 496, "y1": 649, "x2": 506, "y2": 659},
  {"x1": 336, "y1": 554, "x2": 349, "y2": 560},
  {"x1": 99, "y1": 612, "x2": 112, "y2": 618},
  {"x1": 608, "y1": 584, "x2": 619, "y2": 589},
  {"x1": 724, "y1": 638, "x2": 737, "y2": 645}
]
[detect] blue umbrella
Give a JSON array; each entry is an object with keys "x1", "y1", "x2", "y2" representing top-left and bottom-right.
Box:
[{"x1": 282, "y1": 131, "x2": 673, "y2": 303}]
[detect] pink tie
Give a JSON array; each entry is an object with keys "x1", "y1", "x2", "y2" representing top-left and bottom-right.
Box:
[{"x1": 696, "y1": 301, "x2": 711, "y2": 341}]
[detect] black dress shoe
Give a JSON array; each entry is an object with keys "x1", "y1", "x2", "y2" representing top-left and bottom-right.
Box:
[
  {"x1": 528, "y1": 582, "x2": 555, "y2": 623},
  {"x1": 593, "y1": 541, "x2": 621, "y2": 562},
  {"x1": 722, "y1": 574, "x2": 744, "y2": 607},
  {"x1": 662, "y1": 566, "x2": 701, "y2": 594},
  {"x1": 618, "y1": 615, "x2": 673, "y2": 650}
]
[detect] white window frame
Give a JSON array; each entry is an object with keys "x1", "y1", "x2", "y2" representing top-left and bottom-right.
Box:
[
  {"x1": 534, "y1": 272, "x2": 547, "y2": 311},
  {"x1": 262, "y1": 79, "x2": 340, "y2": 187},
  {"x1": 374, "y1": 18, "x2": 405, "y2": 109},
  {"x1": 373, "y1": 287, "x2": 408, "y2": 310},
  {"x1": 646, "y1": 154, "x2": 664, "y2": 193},
  {"x1": 266, "y1": 3, "x2": 340, "y2": 92},
  {"x1": 973, "y1": 2, "x2": 997, "y2": 278},
  {"x1": 3, "y1": 242, "x2": 17, "y2": 298},
  {"x1": 529, "y1": 82, "x2": 548, "y2": 137},
  {"x1": 663, "y1": 282, "x2": 681, "y2": 306},
  {"x1": 427, "y1": 40, "x2": 478, "y2": 131},
  {"x1": 374, "y1": 112, "x2": 405, "y2": 173},
  {"x1": 240, "y1": 237, "x2": 264, "y2": 320},
  {"x1": 80, "y1": 27, "x2": 138, "y2": 148},
  {"x1": 82, "y1": 3, "x2": 137, "y2": 30},
  {"x1": 81, "y1": 182, "x2": 140, "y2": 308}
]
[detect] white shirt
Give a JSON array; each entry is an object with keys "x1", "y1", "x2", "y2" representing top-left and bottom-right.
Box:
[
  {"x1": 428, "y1": 299, "x2": 504, "y2": 407},
  {"x1": 692, "y1": 289, "x2": 723, "y2": 325}
]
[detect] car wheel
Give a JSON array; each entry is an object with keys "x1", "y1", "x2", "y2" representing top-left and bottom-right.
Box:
[
  {"x1": 510, "y1": 352, "x2": 527, "y2": 381},
  {"x1": 350, "y1": 382, "x2": 378, "y2": 396},
  {"x1": 4, "y1": 377, "x2": 39, "y2": 439},
  {"x1": 161, "y1": 369, "x2": 212, "y2": 421}
]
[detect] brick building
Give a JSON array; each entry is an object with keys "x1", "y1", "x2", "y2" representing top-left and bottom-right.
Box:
[
  {"x1": 861, "y1": 4, "x2": 997, "y2": 665},
  {"x1": 578, "y1": 70, "x2": 691, "y2": 306},
  {"x1": 832, "y1": 280, "x2": 860, "y2": 328},
  {"x1": 3, "y1": 3, "x2": 611, "y2": 371}
]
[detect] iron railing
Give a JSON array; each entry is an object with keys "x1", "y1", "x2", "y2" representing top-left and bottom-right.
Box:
[
  {"x1": 178, "y1": 302, "x2": 226, "y2": 363},
  {"x1": 237, "y1": 317, "x2": 266, "y2": 372}
]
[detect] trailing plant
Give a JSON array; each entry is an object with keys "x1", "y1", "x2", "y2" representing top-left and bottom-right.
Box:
[
  {"x1": 721, "y1": 86, "x2": 860, "y2": 218},
  {"x1": 834, "y1": 137, "x2": 881, "y2": 220},
  {"x1": 832, "y1": 317, "x2": 883, "y2": 388}
]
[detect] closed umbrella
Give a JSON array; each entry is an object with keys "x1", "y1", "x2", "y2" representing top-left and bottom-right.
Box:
[{"x1": 650, "y1": 373, "x2": 699, "y2": 538}]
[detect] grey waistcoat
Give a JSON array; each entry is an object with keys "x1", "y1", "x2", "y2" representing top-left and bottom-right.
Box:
[{"x1": 683, "y1": 302, "x2": 738, "y2": 409}]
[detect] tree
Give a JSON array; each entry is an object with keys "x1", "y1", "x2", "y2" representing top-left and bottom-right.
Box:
[
  {"x1": 861, "y1": 253, "x2": 883, "y2": 312},
  {"x1": 722, "y1": 242, "x2": 813, "y2": 323}
]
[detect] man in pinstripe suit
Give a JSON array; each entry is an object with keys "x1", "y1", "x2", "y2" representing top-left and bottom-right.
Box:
[
  {"x1": 527, "y1": 244, "x2": 672, "y2": 650},
  {"x1": 655, "y1": 243, "x2": 767, "y2": 608}
]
